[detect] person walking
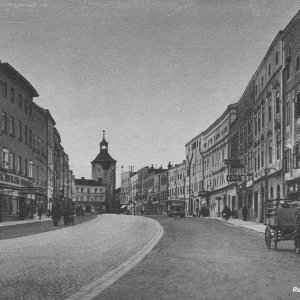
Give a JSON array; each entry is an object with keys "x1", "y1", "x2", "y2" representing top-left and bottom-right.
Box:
[
  {"x1": 37, "y1": 206, "x2": 42, "y2": 220},
  {"x1": 242, "y1": 206, "x2": 248, "y2": 221}
]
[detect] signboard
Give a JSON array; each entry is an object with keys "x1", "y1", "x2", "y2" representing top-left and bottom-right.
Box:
[
  {"x1": 224, "y1": 159, "x2": 240, "y2": 165},
  {"x1": 226, "y1": 175, "x2": 242, "y2": 181},
  {"x1": 230, "y1": 164, "x2": 244, "y2": 169},
  {"x1": 198, "y1": 191, "x2": 208, "y2": 196}
]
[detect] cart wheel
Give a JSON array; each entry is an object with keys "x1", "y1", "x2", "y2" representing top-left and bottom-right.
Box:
[{"x1": 265, "y1": 227, "x2": 272, "y2": 249}]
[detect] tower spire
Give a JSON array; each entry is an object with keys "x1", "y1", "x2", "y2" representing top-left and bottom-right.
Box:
[{"x1": 103, "y1": 130, "x2": 105, "y2": 139}]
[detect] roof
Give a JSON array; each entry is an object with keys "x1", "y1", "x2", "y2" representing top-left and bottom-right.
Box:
[
  {"x1": 75, "y1": 178, "x2": 104, "y2": 186},
  {"x1": 92, "y1": 151, "x2": 116, "y2": 163},
  {"x1": 0, "y1": 62, "x2": 39, "y2": 97}
]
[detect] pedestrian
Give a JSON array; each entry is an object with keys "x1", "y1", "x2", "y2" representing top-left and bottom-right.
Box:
[
  {"x1": 242, "y1": 206, "x2": 248, "y2": 221},
  {"x1": 37, "y1": 206, "x2": 42, "y2": 220},
  {"x1": 221, "y1": 205, "x2": 231, "y2": 221}
]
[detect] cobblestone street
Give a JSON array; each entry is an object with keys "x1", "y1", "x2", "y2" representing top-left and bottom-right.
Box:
[
  {"x1": 99, "y1": 216, "x2": 300, "y2": 300},
  {"x1": 0, "y1": 214, "x2": 162, "y2": 300}
]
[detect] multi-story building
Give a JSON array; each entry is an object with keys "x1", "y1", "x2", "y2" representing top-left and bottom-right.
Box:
[
  {"x1": 282, "y1": 11, "x2": 300, "y2": 201},
  {"x1": 168, "y1": 162, "x2": 186, "y2": 214},
  {"x1": 130, "y1": 171, "x2": 139, "y2": 214},
  {"x1": 120, "y1": 168, "x2": 135, "y2": 213},
  {"x1": 0, "y1": 62, "x2": 47, "y2": 221},
  {"x1": 154, "y1": 167, "x2": 168, "y2": 214},
  {"x1": 185, "y1": 104, "x2": 237, "y2": 217},
  {"x1": 0, "y1": 61, "x2": 74, "y2": 221},
  {"x1": 74, "y1": 177, "x2": 105, "y2": 212}
]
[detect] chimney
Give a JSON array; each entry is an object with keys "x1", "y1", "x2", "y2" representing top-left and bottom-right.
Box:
[{"x1": 168, "y1": 161, "x2": 172, "y2": 169}]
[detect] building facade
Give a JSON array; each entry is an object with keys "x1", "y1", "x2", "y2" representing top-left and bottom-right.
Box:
[
  {"x1": 0, "y1": 61, "x2": 74, "y2": 221},
  {"x1": 74, "y1": 177, "x2": 105, "y2": 212}
]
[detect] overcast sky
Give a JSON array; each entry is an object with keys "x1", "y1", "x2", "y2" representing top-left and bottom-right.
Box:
[{"x1": 1, "y1": 0, "x2": 300, "y2": 187}]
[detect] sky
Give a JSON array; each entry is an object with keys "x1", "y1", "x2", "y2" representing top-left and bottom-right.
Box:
[{"x1": 1, "y1": 0, "x2": 300, "y2": 188}]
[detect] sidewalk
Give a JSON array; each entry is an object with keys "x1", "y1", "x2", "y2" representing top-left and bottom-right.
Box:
[
  {"x1": 0, "y1": 214, "x2": 51, "y2": 228},
  {"x1": 211, "y1": 216, "x2": 266, "y2": 233}
]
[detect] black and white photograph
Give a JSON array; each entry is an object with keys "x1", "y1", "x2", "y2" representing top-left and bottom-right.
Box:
[{"x1": 1, "y1": 1, "x2": 300, "y2": 299}]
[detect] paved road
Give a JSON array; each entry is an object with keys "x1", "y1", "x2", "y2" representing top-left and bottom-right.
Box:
[
  {"x1": 0, "y1": 214, "x2": 162, "y2": 300},
  {"x1": 99, "y1": 216, "x2": 300, "y2": 300}
]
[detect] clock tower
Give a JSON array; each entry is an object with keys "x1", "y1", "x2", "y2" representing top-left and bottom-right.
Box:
[{"x1": 91, "y1": 130, "x2": 117, "y2": 212}]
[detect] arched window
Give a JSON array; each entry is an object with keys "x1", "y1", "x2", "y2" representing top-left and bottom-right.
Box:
[
  {"x1": 270, "y1": 186, "x2": 274, "y2": 199},
  {"x1": 276, "y1": 134, "x2": 281, "y2": 160},
  {"x1": 277, "y1": 184, "x2": 280, "y2": 199},
  {"x1": 268, "y1": 99, "x2": 272, "y2": 121},
  {"x1": 269, "y1": 140, "x2": 273, "y2": 164},
  {"x1": 261, "y1": 145, "x2": 264, "y2": 168}
]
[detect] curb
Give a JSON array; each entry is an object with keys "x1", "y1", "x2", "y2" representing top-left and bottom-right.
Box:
[
  {"x1": 65, "y1": 218, "x2": 164, "y2": 300},
  {"x1": 211, "y1": 217, "x2": 266, "y2": 234}
]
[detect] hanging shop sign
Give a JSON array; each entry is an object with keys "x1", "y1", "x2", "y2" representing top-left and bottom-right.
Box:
[{"x1": 226, "y1": 175, "x2": 242, "y2": 182}]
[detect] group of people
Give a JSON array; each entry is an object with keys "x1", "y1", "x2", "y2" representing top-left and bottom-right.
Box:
[{"x1": 195, "y1": 205, "x2": 210, "y2": 217}]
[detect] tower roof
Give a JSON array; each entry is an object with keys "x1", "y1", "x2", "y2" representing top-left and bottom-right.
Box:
[
  {"x1": 92, "y1": 151, "x2": 116, "y2": 163},
  {"x1": 91, "y1": 130, "x2": 116, "y2": 164}
]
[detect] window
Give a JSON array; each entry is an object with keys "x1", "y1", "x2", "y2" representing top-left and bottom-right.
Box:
[
  {"x1": 254, "y1": 115, "x2": 257, "y2": 135},
  {"x1": 261, "y1": 146, "x2": 264, "y2": 168},
  {"x1": 29, "y1": 160, "x2": 34, "y2": 177},
  {"x1": 24, "y1": 126, "x2": 28, "y2": 144},
  {"x1": 258, "y1": 148, "x2": 260, "y2": 170},
  {"x1": 25, "y1": 159, "x2": 28, "y2": 175},
  {"x1": 296, "y1": 55, "x2": 300, "y2": 72},
  {"x1": 276, "y1": 51, "x2": 279, "y2": 65},
  {"x1": 29, "y1": 129, "x2": 32, "y2": 147},
  {"x1": 276, "y1": 91, "x2": 280, "y2": 114},
  {"x1": 17, "y1": 156, "x2": 22, "y2": 173},
  {"x1": 268, "y1": 99, "x2": 272, "y2": 121},
  {"x1": 296, "y1": 94, "x2": 300, "y2": 118},
  {"x1": 284, "y1": 149, "x2": 291, "y2": 172},
  {"x1": 17, "y1": 121, "x2": 22, "y2": 140},
  {"x1": 270, "y1": 186, "x2": 274, "y2": 199},
  {"x1": 25, "y1": 100, "x2": 28, "y2": 113},
  {"x1": 36, "y1": 165, "x2": 39, "y2": 180},
  {"x1": 286, "y1": 101, "x2": 291, "y2": 125},
  {"x1": 1, "y1": 112, "x2": 7, "y2": 133},
  {"x1": 255, "y1": 84, "x2": 258, "y2": 96},
  {"x1": 258, "y1": 110, "x2": 261, "y2": 133},
  {"x1": 2, "y1": 148, "x2": 9, "y2": 169},
  {"x1": 10, "y1": 87, "x2": 14, "y2": 102},
  {"x1": 1, "y1": 81, "x2": 7, "y2": 97},
  {"x1": 268, "y1": 63, "x2": 271, "y2": 76},
  {"x1": 9, "y1": 153, "x2": 15, "y2": 170},
  {"x1": 269, "y1": 140, "x2": 273, "y2": 164},
  {"x1": 294, "y1": 144, "x2": 300, "y2": 168},
  {"x1": 287, "y1": 64, "x2": 290, "y2": 80},
  {"x1": 9, "y1": 116, "x2": 15, "y2": 136},
  {"x1": 262, "y1": 106, "x2": 265, "y2": 128},
  {"x1": 18, "y1": 94, "x2": 22, "y2": 108},
  {"x1": 261, "y1": 76, "x2": 264, "y2": 87},
  {"x1": 276, "y1": 134, "x2": 280, "y2": 160}
]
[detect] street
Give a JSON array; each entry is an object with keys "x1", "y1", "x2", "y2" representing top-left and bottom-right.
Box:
[
  {"x1": 2, "y1": 214, "x2": 300, "y2": 300},
  {"x1": 0, "y1": 214, "x2": 162, "y2": 300},
  {"x1": 99, "y1": 215, "x2": 300, "y2": 300}
]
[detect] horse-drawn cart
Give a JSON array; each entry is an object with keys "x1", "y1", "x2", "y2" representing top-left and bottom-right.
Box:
[{"x1": 264, "y1": 197, "x2": 299, "y2": 250}]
